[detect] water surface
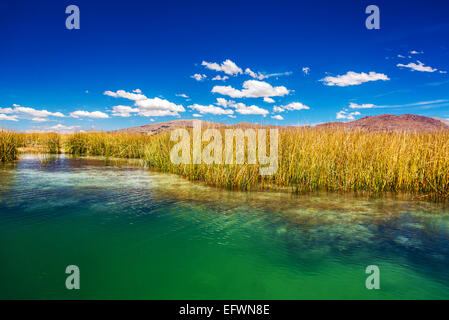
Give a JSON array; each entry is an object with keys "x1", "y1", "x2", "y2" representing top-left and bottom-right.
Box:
[{"x1": 1, "y1": 154, "x2": 448, "y2": 299}]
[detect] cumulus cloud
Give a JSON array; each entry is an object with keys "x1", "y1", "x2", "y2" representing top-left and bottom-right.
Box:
[
  {"x1": 212, "y1": 80, "x2": 290, "y2": 98},
  {"x1": 188, "y1": 104, "x2": 234, "y2": 115},
  {"x1": 105, "y1": 89, "x2": 185, "y2": 117},
  {"x1": 192, "y1": 114, "x2": 203, "y2": 117},
  {"x1": 397, "y1": 61, "x2": 437, "y2": 72},
  {"x1": 410, "y1": 50, "x2": 423, "y2": 54},
  {"x1": 0, "y1": 114, "x2": 18, "y2": 121},
  {"x1": 245, "y1": 68, "x2": 265, "y2": 80},
  {"x1": 135, "y1": 97, "x2": 184, "y2": 117},
  {"x1": 215, "y1": 97, "x2": 232, "y2": 108},
  {"x1": 273, "y1": 102, "x2": 310, "y2": 113},
  {"x1": 263, "y1": 97, "x2": 275, "y2": 103},
  {"x1": 191, "y1": 73, "x2": 207, "y2": 81},
  {"x1": 214, "y1": 98, "x2": 268, "y2": 116},
  {"x1": 133, "y1": 89, "x2": 142, "y2": 93},
  {"x1": 49, "y1": 124, "x2": 80, "y2": 132},
  {"x1": 282, "y1": 102, "x2": 310, "y2": 111},
  {"x1": 273, "y1": 106, "x2": 284, "y2": 113},
  {"x1": 104, "y1": 90, "x2": 147, "y2": 101},
  {"x1": 176, "y1": 93, "x2": 189, "y2": 98},
  {"x1": 271, "y1": 115, "x2": 284, "y2": 120},
  {"x1": 0, "y1": 107, "x2": 14, "y2": 114},
  {"x1": 231, "y1": 102, "x2": 269, "y2": 116},
  {"x1": 212, "y1": 75, "x2": 229, "y2": 81},
  {"x1": 13, "y1": 106, "x2": 66, "y2": 118},
  {"x1": 336, "y1": 110, "x2": 361, "y2": 120},
  {"x1": 70, "y1": 110, "x2": 109, "y2": 119},
  {"x1": 320, "y1": 71, "x2": 390, "y2": 86},
  {"x1": 302, "y1": 67, "x2": 310, "y2": 75},
  {"x1": 202, "y1": 59, "x2": 242, "y2": 75},
  {"x1": 31, "y1": 117, "x2": 48, "y2": 122}
]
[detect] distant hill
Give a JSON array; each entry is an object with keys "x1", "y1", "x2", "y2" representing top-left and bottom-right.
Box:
[
  {"x1": 113, "y1": 114, "x2": 449, "y2": 134},
  {"x1": 112, "y1": 119, "x2": 288, "y2": 135},
  {"x1": 316, "y1": 114, "x2": 449, "y2": 132}
]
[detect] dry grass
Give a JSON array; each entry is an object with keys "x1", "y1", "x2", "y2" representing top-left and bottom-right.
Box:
[
  {"x1": 0, "y1": 131, "x2": 20, "y2": 161},
  {"x1": 2, "y1": 128, "x2": 448, "y2": 198}
]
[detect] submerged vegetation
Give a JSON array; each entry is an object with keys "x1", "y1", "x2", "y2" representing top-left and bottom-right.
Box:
[{"x1": 1, "y1": 128, "x2": 448, "y2": 198}]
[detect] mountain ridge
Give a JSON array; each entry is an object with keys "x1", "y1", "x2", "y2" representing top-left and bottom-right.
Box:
[{"x1": 112, "y1": 114, "x2": 449, "y2": 134}]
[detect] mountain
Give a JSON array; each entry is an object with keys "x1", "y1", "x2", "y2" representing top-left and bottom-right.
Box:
[
  {"x1": 113, "y1": 114, "x2": 449, "y2": 134},
  {"x1": 316, "y1": 114, "x2": 449, "y2": 132},
  {"x1": 112, "y1": 119, "x2": 226, "y2": 135},
  {"x1": 112, "y1": 119, "x2": 289, "y2": 134}
]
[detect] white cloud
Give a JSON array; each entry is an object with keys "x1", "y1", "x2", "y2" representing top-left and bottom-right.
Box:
[
  {"x1": 31, "y1": 117, "x2": 48, "y2": 122},
  {"x1": 191, "y1": 73, "x2": 207, "y2": 81},
  {"x1": 348, "y1": 102, "x2": 377, "y2": 109},
  {"x1": 0, "y1": 107, "x2": 14, "y2": 114},
  {"x1": 176, "y1": 93, "x2": 189, "y2": 98},
  {"x1": 202, "y1": 59, "x2": 242, "y2": 76},
  {"x1": 245, "y1": 68, "x2": 266, "y2": 80},
  {"x1": 336, "y1": 110, "x2": 361, "y2": 120},
  {"x1": 212, "y1": 80, "x2": 290, "y2": 98},
  {"x1": 14, "y1": 106, "x2": 66, "y2": 118},
  {"x1": 302, "y1": 67, "x2": 310, "y2": 75},
  {"x1": 215, "y1": 98, "x2": 232, "y2": 108},
  {"x1": 272, "y1": 102, "x2": 309, "y2": 113},
  {"x1": 273, "y1": 106, "x2": 285, "y2": 113},
  {"x1": 282, "y1": 102, "x2": 310, "y2": 111},
  {"x1": 397, "y1": 61, "x2": 437, "y2": 72},
  {"x1": 271, "y1": 115, "x2": 284, "y2": 120},
  {"x1": 397, "y1": 54, "x2": 406, "y2": 58},
  {"x1": 410, "y1": 50, "x2": 423, "y2": 54},
  {"x1": 228, "y1": 115, "x2": 236, "y2": 118},
  {"x1": 133, "y1": 89, "x2": 142, "y2": 93},
  {"x1": 192, "y1": 114, "x2": 203, "y2": 117},
  {"x1": 440, "y1": 70, "x2": 448, "y2": 74},
  {"x1": 214, "y1": 98, "x2": 268, "y2": 116},
  {"x1": 111, "y1": 105, "x2": 139, "y2": 117},
  {"x1": 320, "y1": 71, "x2": 390, "y2": 87},
  {"x1": 135, "y1": 97, "x2": 184, "y2": 117},
  {"x1": 346, "y1": 99, "x2": 448, "y2": 110},
  {"x1": 245, "y1": 68, "x2": 292, "y2": 80},
  {"x1": 105, "y1": 89, "x2": 185, "y2": 117},
  {"x1": 104, "y1": 90, "x2": 147, "y2": 101},
  {"x1": 231, "y1": 102, "x2": 269, "y2": 116},
  {"x1": 49, "y1": 124, "x2": 80, "y2": 132},
  {"x1": 70, "y1": 110, "x2": 109, "y2": 119},
  {"x1": 0, "y1": 114, "x2": 18, "y2": 121},
  {"x1": 263, "y1": 97, "x2": 275, "y2": 103},
  {"x1": 188, "y1": 104, "x2": 234, "y2": 115},
  {"x1": 212, "y1": 75, "x2": 229, "y2": 81}
]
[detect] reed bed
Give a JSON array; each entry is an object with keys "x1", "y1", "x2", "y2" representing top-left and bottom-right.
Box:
[
  {"x1": 2, "y1": 128, "x2": 449, "y2": 198},
  {"x1": 0, "y1": 131, "x2": 20, "y2": 161}
]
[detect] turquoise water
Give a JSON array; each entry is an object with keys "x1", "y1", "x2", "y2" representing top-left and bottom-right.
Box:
[{"x1": 1, "y1": 154, "x2": 449, "y2": 299}]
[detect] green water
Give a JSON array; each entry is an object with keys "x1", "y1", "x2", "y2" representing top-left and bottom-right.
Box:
[{"x1": 1, "y1": 154, "x2": 449, "y2": 299}]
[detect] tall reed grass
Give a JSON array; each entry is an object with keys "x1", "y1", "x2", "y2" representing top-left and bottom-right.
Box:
[
  {"x1": 0, "y1": 131, "x2": 20, "y2": 161},
  {"x1": 2, "y1": 128, "x2": 448, "y2": 198}
]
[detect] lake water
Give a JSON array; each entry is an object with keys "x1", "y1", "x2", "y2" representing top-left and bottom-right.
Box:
[{"x1": 1, "y1": 154, "x2": 448, "y2": 299}]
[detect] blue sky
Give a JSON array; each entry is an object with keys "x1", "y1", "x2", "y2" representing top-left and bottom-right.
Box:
[{"x1": 1, "y1": 0, "x2": 449, "y2": 132}]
